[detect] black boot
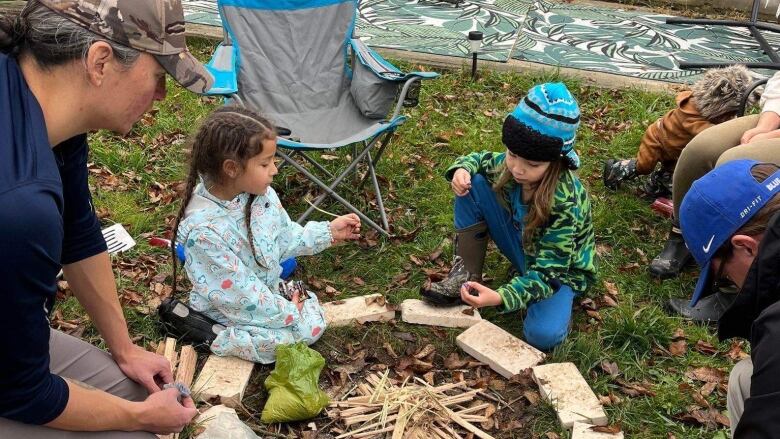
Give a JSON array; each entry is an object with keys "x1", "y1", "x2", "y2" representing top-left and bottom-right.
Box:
[
  {"x1": 649, "y1": 223, "x2": 691, "y2": 279},
  {"x1": 642, "y1": 168, "x2": 673, "y2": 199},
  {"x1": 667, "y1": 290, "x2": 737, "y2": 324},
  {"x1": 421, "y1": 223, "x2": 488, "y2": 306},
  {"x1": 603, "y1": 158, "x2": 638, "y2": 190}
]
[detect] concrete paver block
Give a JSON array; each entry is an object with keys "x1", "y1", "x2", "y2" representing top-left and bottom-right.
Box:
[
  {"x1": 456, "y1": 320, "x2": 545, "y2": 378},
  {"x1": 195, "y1": 405, "x2": 259, "y2": 439},
  {"x1": 193, "y1": 355, "x2": 254, "y2": 408},
  {"x1": 322, "y1": 294, "x2": 396, "y2": 327},
  {"x1": 532, "y1": 363, "x2": 608, "y2": 429},
  {"x1": 400, "y1": 299, "x2": 482, "y2": 328},
  {"x1": 571, "y1": 422, "x2": 623, "y2": 439}
]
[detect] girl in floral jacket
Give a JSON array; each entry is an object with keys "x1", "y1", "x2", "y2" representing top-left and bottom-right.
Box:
[{"x1": 172, "y1": 106, "x2": 361, "y2": 363}]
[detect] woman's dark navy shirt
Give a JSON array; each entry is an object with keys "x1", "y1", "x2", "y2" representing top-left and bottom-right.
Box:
[{"x1": 0, "y1": 53, "x2": 107, "y2": 424}]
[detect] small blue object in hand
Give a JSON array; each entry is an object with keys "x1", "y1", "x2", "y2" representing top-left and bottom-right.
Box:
[{"x1": 163, "y1": 381, "x2": 192, "y2": 403}]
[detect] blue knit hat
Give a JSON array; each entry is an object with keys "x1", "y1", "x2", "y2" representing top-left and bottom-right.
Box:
[{"x1": 502, "y1": 83, "x2": 581, "y2": 169}]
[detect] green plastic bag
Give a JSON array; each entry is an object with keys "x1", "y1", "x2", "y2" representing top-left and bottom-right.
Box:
[{"x1": 261, "y1": 342, "x2": 330, "y2": 423}]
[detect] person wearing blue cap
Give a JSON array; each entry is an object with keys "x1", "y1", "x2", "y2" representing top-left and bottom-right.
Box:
[
  {"x1": 679, "y1": 160, "x2": 780, "y2": 437},
  {"x1": 420, "y1": 83, "x2": 596, "y2": 351}
]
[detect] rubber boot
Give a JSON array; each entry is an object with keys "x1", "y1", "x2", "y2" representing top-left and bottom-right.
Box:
[
  {"x1": 667, "y1": 289, "x2": 737, "y2": 324},
  {"x1": 421, "y1": 222, "x2": 488, "y2": 306},
  {"x1": 649, "y1": 222, "x2": 691, "y2": 279},
  {"x1": 603, "y1": 158, "x2": 638, "y2": 190},
  {"x1": 642, "y1": 168, "x2": 673, "y2": 199}
]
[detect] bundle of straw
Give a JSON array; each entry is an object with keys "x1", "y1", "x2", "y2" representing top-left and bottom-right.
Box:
[{"x1": 328, "y1": 371, "x2": 497, "y2": 439}]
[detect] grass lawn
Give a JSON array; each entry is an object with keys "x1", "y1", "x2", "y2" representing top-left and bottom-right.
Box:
[{"x1": 54, "y1": 38, "x2": 742, "y2": 438}]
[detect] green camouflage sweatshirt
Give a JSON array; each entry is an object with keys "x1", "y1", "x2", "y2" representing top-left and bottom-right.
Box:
[{"x1": 445, "y1": 151, "x2": 596, "y2": 312}]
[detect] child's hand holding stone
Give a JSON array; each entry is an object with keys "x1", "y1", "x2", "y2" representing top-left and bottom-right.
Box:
[
  {"x1": 451, "y1": 168, "x2": 472, "y2": 196},
  {"x1": 330, "y1": 214, "x2": 361, "y2": 244},
  {"x1": 460, "y1": 281, "x2": 503, "y2": 308}
]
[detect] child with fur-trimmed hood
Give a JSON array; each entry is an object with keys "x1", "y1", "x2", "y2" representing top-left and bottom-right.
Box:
[{"x1": 603, "y1": 65, "x2": 755, "y2": 195}]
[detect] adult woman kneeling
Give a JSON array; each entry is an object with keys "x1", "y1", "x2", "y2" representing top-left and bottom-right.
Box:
[{"x1": 0, "y1": 1, "x2": 212, "y2": 437}]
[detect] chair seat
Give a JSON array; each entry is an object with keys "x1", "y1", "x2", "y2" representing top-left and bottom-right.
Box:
[{"x1": 270, "y1": 91, "x2": 405, "y2": 150}]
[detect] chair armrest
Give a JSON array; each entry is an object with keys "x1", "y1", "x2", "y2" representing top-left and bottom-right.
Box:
[
  {"x1": 350, "y1": 38, "x2": 439, "y2": 81},
  {"x1": 203, "y1": 42, "x2": 239, "y2": 96}
]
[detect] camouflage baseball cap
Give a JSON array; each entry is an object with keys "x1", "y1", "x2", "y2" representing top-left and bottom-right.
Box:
[{"x1": 36, "y1": 0, "x2": 213, "y2": 94}]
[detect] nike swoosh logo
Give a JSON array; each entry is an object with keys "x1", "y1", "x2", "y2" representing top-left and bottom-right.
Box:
[{"x1": 702, "y1": 235, "x2": 715, "y2": 253}]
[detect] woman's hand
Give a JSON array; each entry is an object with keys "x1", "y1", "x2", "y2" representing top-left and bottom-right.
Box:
[
  {"x1": 115, "y1": 345, "x2": 173, "y2": 394},
  {"x1": 740, "y1": 126, "x2": 780, "y2": 145},
  {"x1": 451, "y1": 168, "x2": 472, "y2": 197},
  {"x1": 460, "y1": 281, "x2": 503, "y2": 308},
  {"x1": 330, "y1": 214, "x2": 361, "y2": 244},
  {"x1": 133, "y1": 388, "x2": 199, "y2": 434},
  {"x1": 742, "y1": 128, "x2": 780, "y2": 145}
]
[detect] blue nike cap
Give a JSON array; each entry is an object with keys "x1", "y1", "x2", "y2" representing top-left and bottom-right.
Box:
[{"x1": 680, "y1": 160, "x2": 780, "y2": 306}]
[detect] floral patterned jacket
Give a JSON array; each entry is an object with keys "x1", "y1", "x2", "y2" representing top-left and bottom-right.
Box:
[{"x1": 176, "y1": 183, "x2": 331, "y2": 362}]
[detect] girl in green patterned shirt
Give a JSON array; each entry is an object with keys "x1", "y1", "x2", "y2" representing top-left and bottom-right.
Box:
[{"x1": 421, "y1": 83, "x2": 596, "y2": 350}]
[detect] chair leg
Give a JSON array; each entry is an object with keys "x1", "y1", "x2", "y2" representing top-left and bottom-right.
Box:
[
  {"x1": 358, "y1": 132, "x2": 393, "y2": 189},
  {"x1": 298, "y1": 151, "x2": 334, "y2": 179},
  {"x1": 276, "y1": 149, "x2": 390, "y2": 236},
  {"x1": 366, "y1": 149, "x2": 390, "y2": 231}
]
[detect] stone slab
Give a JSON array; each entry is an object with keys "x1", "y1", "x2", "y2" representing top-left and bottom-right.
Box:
[
  {"x1": 532, "y1": 363, "x2": 608, "y2": 429},
  {"x1": 456, "y1": 320, "x2": 545, "y2": 378},
  {"x1": 400, "y1": 299, "x2": 482, "y2": 328},
  {"x1": 322, "y1": 294, "x2": 396, "y2": 327},
  {"x1": 571, "y1": 422, "x2": 624, "y2": 439},
  {"x1": 195, "y1": 405, "x2": 259, "y2": 439},
  {"x1": 193, "y1": 355, "x2": 254, "y2": 408}
]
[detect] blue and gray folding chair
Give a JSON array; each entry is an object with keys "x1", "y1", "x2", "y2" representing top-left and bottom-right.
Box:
[{"x1": 203, "y1": 0, "x2": 438, "y2": 236}]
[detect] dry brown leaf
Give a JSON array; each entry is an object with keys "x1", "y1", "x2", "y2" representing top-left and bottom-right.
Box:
[
  {"x1": 489, "y1": 379, "x2": 506, "y2": 391},
  {"x1": 700, "y1": 382, "x2": 717, "y2": 396},
  {"x1": 383, "y1": 342, "x2": 398, "y2": 359},
  {"x1": 694, "y1": 340, "x2": 718, "y2": 356},
  {"x1": 414, "y1": 344, "x2": 436, "y2": 360},
  {"x1": 423, "y1": 371, "x2": 435, "y2": 386},
  {"x1": 591, "y1": 425, "x2": 622, "y2": 434},
  {"x1": 600, "y1": 361, "x2": 620, "y2": 377},
  {"x1": 617, "y1": 379, "x2": 656, "y2": 397},
  {"x1": 409, "y1": 255, "x2": 425, "y2": 266},
  {"x1": 365, "y1": 295, "x2": 386, "y2": 307},
  {"x1": 686, "y1": 366, "x2": 726, "y2": 383},
  {"x1": 524, "y1": 390, "x2": 540, "y2": 405},
  {"x1": 393, "y1": 331, "x2": 416, "y2": 342},
  {"x1": 670, "y1": 340, "x2": 687, "y2": 356},
  {"x1": 677, "y1": 407, "x2": 730, "y2": 429},
  {"x1": 726, "y1": 340, "x2": 749, "y2": 361},
  {"x1": 603, "y1": 280, "x2": 619, "y2": 297},
  {"x1": 672, "y1": 328, "x2": 686, "y2": 341},
  {"x1": 602, "y1": 294, "x2": 618, "y2": 308},
  {"x1": 462, "y1": 307, "x2": 475, "y2": 316},
  {"x1": 352, "y1": 277, "x2": 366, "y2": 286},
  {"x1": 444, "y1": 352, "x2": 468, "y2": 370}
]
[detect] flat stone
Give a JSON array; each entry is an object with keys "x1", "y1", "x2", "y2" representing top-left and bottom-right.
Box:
[
  {"x1": 532, "y1": 363, "x2": 608, "y2": 429},
  {"x1": 571, "y1": 422, "x2": 624, "y2": 439},
  {"x1": 456, "y1": 320, "x2": 545, "y2": 378},
  {"x1": 195, "y1": 405, "x2": 259, "y2": 439},
  {"x1": 400, "y1": 299, "x2": 482, "y2": 328},
  {"x1": 322, "y1": 294, "x2": 396, "y2": 327},
  {"x1": 193, "y1": 355, "x2": 254, "y2": 408}
]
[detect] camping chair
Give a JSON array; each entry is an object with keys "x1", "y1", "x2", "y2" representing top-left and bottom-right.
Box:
[{"x1": 203, "y1": 0, "x2": 438, "y2": 237}]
